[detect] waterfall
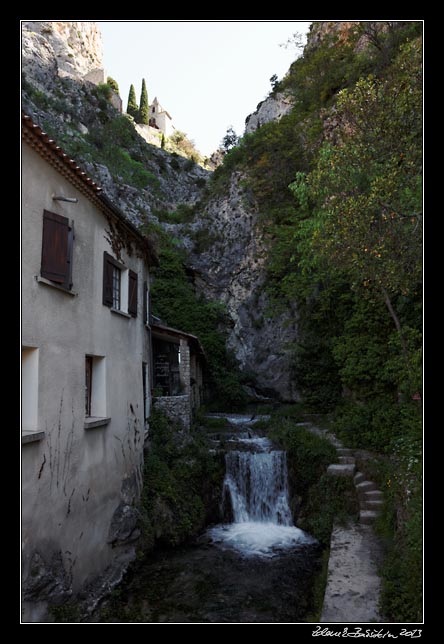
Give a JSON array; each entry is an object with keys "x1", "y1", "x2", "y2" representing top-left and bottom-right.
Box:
[
  {"x1": 207, "y1": 421, "x2": 316, "y2": 557},
  {"x1": 223, "y1": 450, "x2": 293, "y2": 525}
]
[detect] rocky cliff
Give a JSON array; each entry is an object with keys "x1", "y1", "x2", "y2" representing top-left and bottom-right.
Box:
[
  {"x1": 22, "y1": 22, "x2": 103, "y2": 89},
  {"x1": 190, "y1": 174, "x2": 299, "y2": 401},
  {"x1": 21, "y1": 19, "x2": 305, "y2": 401},
  {"x1": 244, "y1": 92, "x2": 293, "y2": 134}
]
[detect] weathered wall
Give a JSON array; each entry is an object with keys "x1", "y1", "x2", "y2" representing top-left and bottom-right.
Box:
[
  {"x1": 153, "y1": 395, "x2": 191, "y2": 431},
  {"x1": 135, "y1": 123, "x2": 163, "y2": 148},
  {"x1": 21, "y1": 142, "x2": 151, "y2": 621}
]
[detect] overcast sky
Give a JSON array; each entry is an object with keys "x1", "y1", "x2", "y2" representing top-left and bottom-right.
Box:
[{"x1": 98, "y1": 21, "x2": 311, "y2": 157}]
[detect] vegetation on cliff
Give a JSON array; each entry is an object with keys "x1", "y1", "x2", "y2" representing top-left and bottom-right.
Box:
[{"x1": 205, "y1": 21, "x2": 422, "y2": 621}]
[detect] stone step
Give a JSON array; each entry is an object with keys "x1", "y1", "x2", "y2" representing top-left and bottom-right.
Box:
[
  {"x1": 354, "y1": 471, "x2": 366, "y2": 486},
  {"x1": 356, "y1": 480, "x2": 377, "y2": 495},
  {"x1": 360, "y1": 510, "x2": 379, "y2": 525},
  {"x1": 364, "y1": 499, "x2": 384, "y2": 511},
  {"x1": 336, "y1": 448, "x2": 354, "y2": 456},
  {"x1": 338, "y1": 456, "x2": 356, "y2": 464},
  {"x1": 327, "y1": 463, "x2": 356, "y2": 477},
  {"x1": 364, "y1": 490, "x2": 383, "y2": 501}
]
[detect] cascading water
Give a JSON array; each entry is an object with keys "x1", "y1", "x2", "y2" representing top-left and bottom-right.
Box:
[
  {"x1": 223, "y1": 448, "x2": 293, "y2": 525},
  {"x1": 208, "y1": 425, "x2": 315, "y2": 558}
]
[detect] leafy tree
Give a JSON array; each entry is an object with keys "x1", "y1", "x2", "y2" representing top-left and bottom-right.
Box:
[
  {"x1": 290, "y1": 39, "x2": 422, "y2": 368},
  {"x1": 106, "y1": 76, "x2": 119, "y2": 94},
  {"x1": 138, "y1": 78, "x2": 149, "y2": 125},
  {"x1": 126, "y1": 84, "x2": 138, "y2": 119},
  {"x1": 221, "y1": 126, "x2": 239, "y2": 152}
]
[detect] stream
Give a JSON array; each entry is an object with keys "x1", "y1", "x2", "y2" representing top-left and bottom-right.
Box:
[{"x1": 96, "y1": 414, "x2": 322, "y2": 623}]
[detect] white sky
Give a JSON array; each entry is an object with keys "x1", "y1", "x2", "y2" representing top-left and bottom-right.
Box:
[{"x1": 98, "y1": 21, "x2": 311, "y2": 157}]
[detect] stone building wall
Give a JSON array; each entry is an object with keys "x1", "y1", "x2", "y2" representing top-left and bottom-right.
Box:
[{"x1": 153, "y1": 395, "x2": 191, "y2": 431}]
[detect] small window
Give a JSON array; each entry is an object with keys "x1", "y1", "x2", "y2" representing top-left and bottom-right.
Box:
[
  {"x1": 152, "y1": 106, "x2": 155, "y2": 113},
  {"x1": 112, "y1": 265, "x2": 121, "y2": 309},
  {"x1": 103, "y1": 252, "x2": 122, "y2": 309},
  {"x1": 85, "y1": 355, "x2": 106, "y2": 418},
  {"x1": 22, "y1": 347, "x2": 39, "y2": 431},
  {"x1": 41, "y1": 210, "x2": 74, "y2": 290}
]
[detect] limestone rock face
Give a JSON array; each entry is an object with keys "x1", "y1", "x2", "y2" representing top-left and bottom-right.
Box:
[
  {"x1": 176, "y1": 172, "x2": 299, "y2": 401},
  {"x1": 22, "y1": 21, "x2": 103, "y2": 87},
  {"x1": 245, "y1": 92, "x2": 293, "y2": 134}
]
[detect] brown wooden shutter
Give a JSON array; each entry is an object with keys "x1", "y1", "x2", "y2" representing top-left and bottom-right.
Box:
[
  {"x1": 103, "y1": 252, "x2": 114, "y2": 307},
  {"x1": 143, "y1": 281, "x2": 148, "y2": 323},
  {"x1": 128, "y1": 270, "x2": 138, "y2": 317},
  {"x1": 41, "y1": 210, "x2": 71, "y2": 285}
]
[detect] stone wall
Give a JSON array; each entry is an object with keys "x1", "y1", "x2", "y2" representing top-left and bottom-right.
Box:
[
  {"x1": 135, "y1": 124, "x2": 162, "y2": 148},
  {"x1": 153, "y1": 395, "x2": 191, "y2": 431},
  {"x1": 179, "y1": 339, "x2": 191, "y2": 395}
]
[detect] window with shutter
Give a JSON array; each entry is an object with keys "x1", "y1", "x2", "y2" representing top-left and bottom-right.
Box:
[
  {"x1": 103, "y1": 252, "x2": 120, "y2": 308},
  {"x1": 41, "y1": 210, "x2": 73, "y2": 289},
  {"x1": 128, "y1": 270, "x2": 138, "y2": 317}
]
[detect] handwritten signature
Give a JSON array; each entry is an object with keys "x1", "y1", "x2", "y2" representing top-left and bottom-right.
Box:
[{"x1": 312, "y1": 626, "x2": 422, "y2": 638}]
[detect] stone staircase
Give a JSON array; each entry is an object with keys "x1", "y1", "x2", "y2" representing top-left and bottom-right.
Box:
[{"x1": 326, "y1": 445, "x2": 384, "y2": 525}]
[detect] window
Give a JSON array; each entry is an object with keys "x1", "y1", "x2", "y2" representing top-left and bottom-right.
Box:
[
  {"x1": 103, "y1": 252, "x2": 138, "y2": 317},
  {"x1": 85, "y1": 355, "x2": 107, "y2": 424},
  {"x1": 112, "y1": 264, "x2": 121, "y2": 309},
  {"x1": 22, "y1": 347, "x2": 39, "y2": 431},
  {"x1": 152, "y1": 106, "x2": 155, "y2": 113},
  {"x1": 41, "y1": 210, "x2": 74, "y2": 290},
  {"x1": 103, "y1": 252, "x2": 121, "y2": 309}
]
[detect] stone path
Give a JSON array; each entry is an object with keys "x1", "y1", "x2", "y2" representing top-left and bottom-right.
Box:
[
  {"x1": 320, "y1": 522, "x2": 383, "y2": 623},
  {"x1": 297, "y1": 423, "x2": 384, "y2": 622}
]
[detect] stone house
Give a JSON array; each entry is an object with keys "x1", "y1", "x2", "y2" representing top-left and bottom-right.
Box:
[
  {"x1": 148, "y1": 97, "x2": 175, "y2": 137},
  {"x1": 21, "y1": 113, "x2": 158, "y2": 621},
  {"x1": 151, "y1": 322, "x2": 206, "y2": 431}
]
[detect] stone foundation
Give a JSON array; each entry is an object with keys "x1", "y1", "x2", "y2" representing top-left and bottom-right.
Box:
[{"x1": 153, "y1": 395, "x2": 191, "y2": 431}]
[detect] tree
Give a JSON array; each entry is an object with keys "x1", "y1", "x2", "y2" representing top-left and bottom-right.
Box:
[
  {"x1": 221, "y1": 126, "x2": 239, "y2": 152},
  {"x1": 126, "y1": 84, "x2": 138, "y2": 120},
  {"x1": 107, "y1": 76, "x2": 119, "y2": 94},
  {"x1": 290, "y1": 39, "x2": 422, "y2": 368},
  {"x1": 138, "y1": 78, "x2": 149, "y2": 125}
]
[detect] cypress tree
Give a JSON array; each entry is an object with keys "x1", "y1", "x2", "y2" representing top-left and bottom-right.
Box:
[
  {"x1": 127, "y1": 84, "x2": 138, "y2": 120},
  {"x1": 138, "y1": 78, "x2": 149, "y2": 125}
]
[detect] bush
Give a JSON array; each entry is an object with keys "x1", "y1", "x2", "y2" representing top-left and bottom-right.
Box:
[
  {"x1": 107, "y1": 76, "x2": 119, "y2": 94},
  {"x1": 138, "y1": 409, "x2": 225, "y2": 550}
]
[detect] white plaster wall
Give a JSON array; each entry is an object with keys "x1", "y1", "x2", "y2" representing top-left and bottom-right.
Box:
[{"x1": 21, "y1": 143, "x2": 151, "y2": 617}]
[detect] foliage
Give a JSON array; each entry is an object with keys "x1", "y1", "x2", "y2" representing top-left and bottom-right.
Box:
[
  {"x1": 377, "y1": 433, "x2": 423, "y2": 622},
  {"x1": 127, "y1": 83, "x2": 139, "y2": 119},
  {"x1": 138, "y1": 409, "x2": 224, "y2": 550},
  {"x1": 165, "y1": 130, "x2": 203, "y2": 165},
  {"x1": 147, "y1": 227, "x2": 247, "y2": 410},
  {"x1": 107, "y1": 76, "x2": 120, "y2": 93},
  {"x1": 221, "y1": 126, "x2": 240, "y2": 152},
  {"x1": 137, "y1": 78, "x2": 149, "y2": 125},
  {"x1": 153, "y1": 203, "x2": 197, "y2": 224},
  {"x1": 268, "y1": 418, "x2": 358, "y2": 545}
]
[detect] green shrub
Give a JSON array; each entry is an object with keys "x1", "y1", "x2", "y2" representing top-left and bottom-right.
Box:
[
  {"x1": 138, "y1": 409, "x2": 225, "y2": 550},
  {"x1": 107, "y1": 76, "x2": 119, "y2": 94}
]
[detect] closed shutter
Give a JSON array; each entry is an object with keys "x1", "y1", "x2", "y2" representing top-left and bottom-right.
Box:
[
  {"x1": 41, "y1": 210, "x2": 71, "y2": 286},
  {"x1": 143, "y1": 281, "x2": 148, "y2": 323},
  {"x1": 128, "y1": 270, "x2": 138, "y2": 317},
  {"x1": 102, "y1": 252, "x2": 114, "y2": 307}
]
